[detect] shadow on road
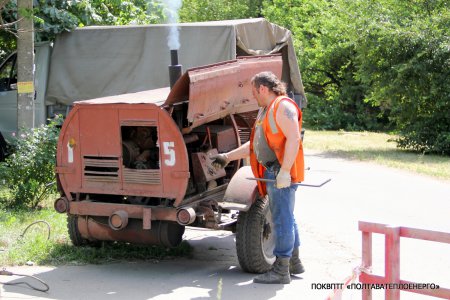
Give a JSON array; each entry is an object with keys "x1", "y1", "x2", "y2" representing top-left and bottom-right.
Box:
[{"x1": 1, "y1": 230, "x2": 294, "y2": 300}]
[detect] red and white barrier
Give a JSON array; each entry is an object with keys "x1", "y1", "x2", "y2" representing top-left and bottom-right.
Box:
[{"x1": 358, "y1": 221, "x2": 450, "y2": 300}]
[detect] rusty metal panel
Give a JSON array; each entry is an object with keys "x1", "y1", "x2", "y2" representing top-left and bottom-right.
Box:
[
  {"x1": 143, "y1": 207, "x2": 151, "y2": 229},
  {"x1": 74, "y1": 88, "x2": 170, "y2": 106},
  {"x1": 186, "y1": 55, "x2": 283, "y2": 130},
  {"x1": 164, "y1": 72, "x2": 190, "y2": 106},
  {"x1": 77, "y1": 218, "x2": 182, "y2": 247},
  {"x1": 70, "y1": 201, "x2": 178, "y2": 221},
  {"x1": 156, "y1": 105, "x2": 190, "y2": 206},
  {"x1": 187, "y1": 60, "x2": 240, "y2": 128},
  {"x1": 79, "y1": 106, "x2": 121, "y2": 156},
  {"x1": 191, "y1": 149, "x2": 226, "y2": 185},
  {"x1": 235, "y1": 55, "x2": 282, "y2": 114},
  {"x1": 192, "y1": 125, "x2": 238, "y2": 153},
  {"x1": 56, "y1": 106, "x2": 82, "y2": 200},
  {"x1": 78, "y1": 105, "x2": 124, "y2": 194},
  {"x1": 57, "y1": 102, "x2": 189, "y2": 203}
]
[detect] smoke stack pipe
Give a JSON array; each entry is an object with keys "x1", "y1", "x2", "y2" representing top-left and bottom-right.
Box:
[{"x1": 169, "y1": 49, "x2": 182, "y2": 88}]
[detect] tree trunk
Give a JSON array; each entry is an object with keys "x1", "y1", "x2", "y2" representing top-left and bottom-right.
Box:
[{"x1": 17, "y1": 0, "x2": 34, "y2": 132}]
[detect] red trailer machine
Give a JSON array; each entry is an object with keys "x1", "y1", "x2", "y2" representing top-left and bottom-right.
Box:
[{"x1": 54, "y1": 54, "x2": 283, "y2": 273}]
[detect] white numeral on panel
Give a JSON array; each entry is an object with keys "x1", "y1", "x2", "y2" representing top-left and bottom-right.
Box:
[{"x1": 163, "y1": 141, "x2": 176, "y2": 166}]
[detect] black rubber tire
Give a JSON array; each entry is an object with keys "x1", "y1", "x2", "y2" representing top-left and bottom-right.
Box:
[
  {"x1": 235, "y1": 197, "x2": 276, "y2": 274},
  {"x1": 0, "y1": 133, "x2": 7, "y2": 162},
  {"x1": 0, "y1": 145, "x2": 5, "y2": 162},
  {"x1": 67, "y1": 215, "x2": 100, "y2": 247}
]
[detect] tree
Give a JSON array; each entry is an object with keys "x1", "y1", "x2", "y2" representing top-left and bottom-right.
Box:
[
  {"x1": 0, "y1": 0, "x2": 165, "y2": 58},
  {"x1": 262, "y1": 0, "x2": 388, "y2": 131},
  {"x1": 349, "y1": 0, "x2": 450, "y2": 154},
  {"x1": 180, "y1": 0, "x2": 261, "y2": 22},
  {"x1": 262, "y1": 0, "x2": 449, "y2": 153},
  {"x1": 0, "y1": 0, "x2": 17, "y2": 61}
]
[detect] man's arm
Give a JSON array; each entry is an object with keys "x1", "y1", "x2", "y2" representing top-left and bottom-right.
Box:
[
  {"x1": 276, "y1": 100, "x2": 301, "y2": 172},
  {"x1": 211, "y1": 141, "x2": 250, "y2": 169},
  {"x1": 225, "y1": 141, "x2": 250, "y2": 161}
]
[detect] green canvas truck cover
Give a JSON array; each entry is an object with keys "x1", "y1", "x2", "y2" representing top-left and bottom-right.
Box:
[{"x1": 45, "y1": 18, "x2": 305, "y2": 106}]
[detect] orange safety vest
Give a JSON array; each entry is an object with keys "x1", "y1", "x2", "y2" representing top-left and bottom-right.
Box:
[{"x1": 249, "y1": 96, "x2": 305, "y2": 196}]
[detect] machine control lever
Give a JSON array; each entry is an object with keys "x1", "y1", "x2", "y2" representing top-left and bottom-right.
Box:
[{"x1": 246, "y1": 177, "x2": 331, "y2": 188}]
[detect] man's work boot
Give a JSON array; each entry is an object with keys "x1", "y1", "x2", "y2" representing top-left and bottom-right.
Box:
[
  {"x1": 253, "y1": 257, "x2": 291, "y2": 284},
  {"x1": 290, "y1": 247, "x2": 305, "y2": 275}
]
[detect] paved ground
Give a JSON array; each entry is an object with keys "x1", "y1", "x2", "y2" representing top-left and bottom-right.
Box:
[{"x1": 1, "y1": 151, "x2": 449, "y2": 299}]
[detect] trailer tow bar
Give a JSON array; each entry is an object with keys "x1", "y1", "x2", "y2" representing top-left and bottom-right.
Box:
[{"x1": 246, "y1": 177, "x2": 331, "y2": 187}]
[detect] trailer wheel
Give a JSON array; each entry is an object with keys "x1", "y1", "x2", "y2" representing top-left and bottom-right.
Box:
[
  {"x1": 0, "y1": 145, "x2": 5, "y2": 162},
  {"x1": 0, "y1": 133, "x2": 7, "y2": 162},
  {"x1": 67, "y1": 215, "x2": 100, "y2": 247},
  {"x1": 236, "y1": 197, "x2": 275, "y2": 273}
]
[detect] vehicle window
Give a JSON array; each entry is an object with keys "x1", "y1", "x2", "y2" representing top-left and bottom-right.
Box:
[{"x1": 0, "y1": 54, "x2": 17, "y2": 91}]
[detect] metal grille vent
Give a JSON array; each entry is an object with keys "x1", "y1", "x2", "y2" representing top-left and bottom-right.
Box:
[
  {"x1": 120, "y1": 120, "x2": 157, "y2": 127},
  {"x1": 238, "y1": 128, "x2": 251, "y2": 144},
  {"x1": 83, "y1": 156, "x2": 119, "y2": 182},
  {"x1": 123, "y1": 169, "x2": 161, "y2": 185}
]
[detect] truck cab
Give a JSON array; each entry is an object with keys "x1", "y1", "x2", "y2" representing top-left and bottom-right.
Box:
[{"x1": 0, "y1": 42, "x2": 51, "y2": 159}]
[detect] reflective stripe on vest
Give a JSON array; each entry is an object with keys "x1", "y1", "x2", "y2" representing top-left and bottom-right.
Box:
[{"x1": 267, "y1": 107, "x2": 278, "y2": 135}]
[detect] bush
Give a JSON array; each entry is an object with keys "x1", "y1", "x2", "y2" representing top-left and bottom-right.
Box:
[
  {"x1": 354, "y1": 7, "x2": 450, "y2": 154},
  {"x1": 0, "y1": 117, "x2": 62, "y2": 209},
  {"x1": 263, "y1": 0, "x2": 449, "y2": 154}
]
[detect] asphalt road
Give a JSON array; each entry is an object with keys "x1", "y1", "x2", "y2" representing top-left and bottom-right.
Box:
[{"x1": 1, "y1": 151, "x2": 449, "y2": 300}]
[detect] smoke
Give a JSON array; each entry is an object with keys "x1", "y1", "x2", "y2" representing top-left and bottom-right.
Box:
[{"x1": 162, "y1": 0, "x2": 182, "y2": 50}]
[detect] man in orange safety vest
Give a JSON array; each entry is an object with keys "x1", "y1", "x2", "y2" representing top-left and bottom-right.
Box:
[{"x1": 212, "y1": 71, "x2": 305, "y2": 284}]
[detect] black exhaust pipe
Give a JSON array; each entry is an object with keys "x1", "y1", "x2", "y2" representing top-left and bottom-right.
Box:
[{"x1": 169, "y1": 49, "x2": 182, "y2": 88}]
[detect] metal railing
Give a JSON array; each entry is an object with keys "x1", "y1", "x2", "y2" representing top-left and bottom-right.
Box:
[{"x1": 359, "y1": 221, "x2": 450, "y2": 300}]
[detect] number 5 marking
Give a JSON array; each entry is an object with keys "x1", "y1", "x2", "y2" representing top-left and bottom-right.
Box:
[{"x1": 163, "y1": 141, "x2": 176, "y2": 166}]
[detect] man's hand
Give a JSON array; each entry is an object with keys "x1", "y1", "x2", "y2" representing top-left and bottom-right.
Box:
[
  {"x1": 276, "y1": 169, "x2": 291, "y2": 188},
  {"x1": 211, "y1": 153, "x2": 230, "y2": 169}
]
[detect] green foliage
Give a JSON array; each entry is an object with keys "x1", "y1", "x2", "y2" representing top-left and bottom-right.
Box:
[
  {"x1": 263, "y1": 0, "x2": 449, "y2": 153},
  {"x1": 349, "y1": 0, "x2": 450, "y2": 154},
  {"x1": 263, "y1": 0, "x2": 390, "y2": 131},
  {"x1": 0, "y1": 0, "x2": 165, "y2": 54},
  {"x1": 0, "y1": 1, "x2": 17, "y2": 61},
  {"x1": 33, "y1": 0, "x2": 165, "y2": 41},
  {"x1": 180, "y1": 0, "x2": 261, "y2": 22},
  {"x1": 0, "y1": 117, "x2": 62, "y2": 209}
]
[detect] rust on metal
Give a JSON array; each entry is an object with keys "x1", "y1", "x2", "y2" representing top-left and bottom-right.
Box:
[
  {"x1": 77, "y1": 217, "x2": 184, "y2": 247},
  {"x1": 143, "y1": 207, "x2": 152, "y2": 229},
  {"x1": 54, "y1": 197, "x2": 69, "y2": 213},
  {"x1": 222, "y1": 166, "x2": 259, "y2": 211},
  {"x1": 185, "y1": 56, "x2": 282, "y2": 129},
  {"x1": 69, "y1": 201, "x2": 178, "y2": 222},
  {"x1": 191, "y1": 149, "x2": 226, "y2": 185},
  {"x1": 57, "y1": 102, "x2": 190, "y2": 205},
  {"x1": 55, "y1": 54, "x2": 286, "y2": 248}
]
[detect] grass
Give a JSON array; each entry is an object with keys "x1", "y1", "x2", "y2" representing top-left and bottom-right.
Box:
[
  {"x1": 0, "y1": 195, "x2": 193, "y2": 267},
  {"x1": 303, "y1": 130, "x2": 450, "y2": 180}
]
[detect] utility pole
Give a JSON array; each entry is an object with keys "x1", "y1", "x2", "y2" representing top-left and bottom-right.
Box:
[{"x1": 17, "y1": 0, "x2": 35, "y2": 132}]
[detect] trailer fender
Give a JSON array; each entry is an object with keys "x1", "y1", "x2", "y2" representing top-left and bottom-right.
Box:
[{"x1": 221, "y1": 166, "x2": 259, "y2": 212}]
